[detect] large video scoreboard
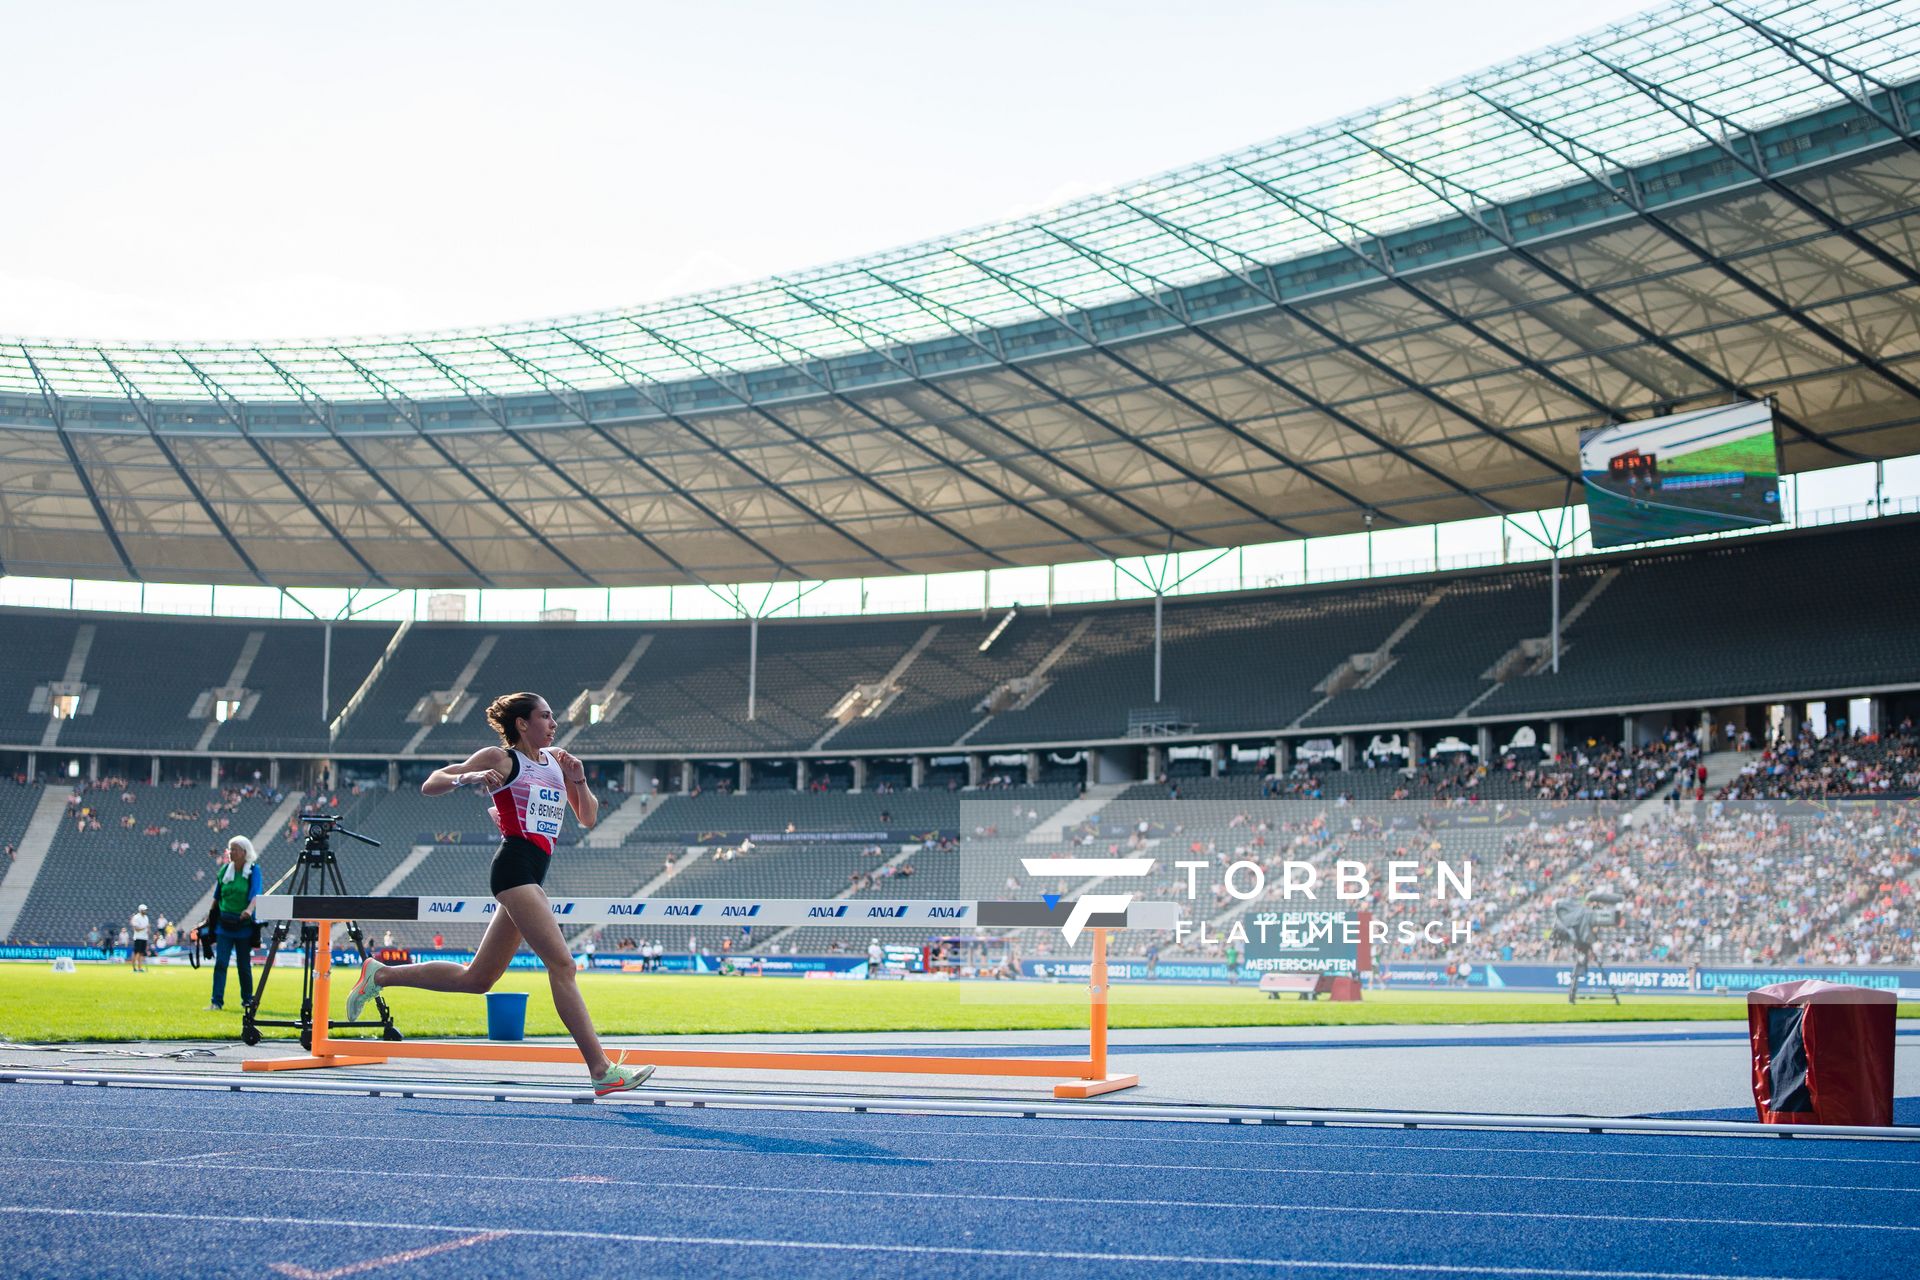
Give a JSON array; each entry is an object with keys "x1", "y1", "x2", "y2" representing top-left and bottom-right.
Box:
[{"x1": 1581, "y1": 400, "x2": 1782, "y2": 548}]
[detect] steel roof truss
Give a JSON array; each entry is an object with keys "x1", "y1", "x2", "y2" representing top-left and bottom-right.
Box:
[
  {"x1": 625, "y1": 318, "x2": 968, "y2": 573},
  {"x1": 20, "y1": 346, "x2": 138, "y2": 580},
  {"x1": 868, "y1": 268, "x2": 1304, "y2": 540},
  {"x1": 1340, "y1": 132, "x2": 1859, "y2": 456},
  {"x1": 483, "y1": 338, "x2": 804, "y2": 580},
  {"x1": 405, "y1": 342, "x2": 691, "y2": 578},
  {"x1": 1118, "y1": 197, "x2": 1563, "y2": 507},
  {"x1": 1228, "y1": 163, "x2": 1645, "y2": 433},
  {"x1": 256, "y1": 352, "x2": 497, "y2": 587},
  {"x1": 95, "y1": 352, "x2": 269, "y2": 584},
  {"x1": 175, "y1": 353, "x2": 390, "y2": 587},
  {"x1": 558, "y1": 334, "x2": 904, "y2": 578},
  {"x1": 1469, "y1": 93, "x2": 1872, "y2": 459},
  {"x1": 692, "y1": 300, "x2": 1109, "y2": 563},
  {"x1": 1035, "y1": 223, "x2": 1525, "y2": 513},
  {"x1": 1714, "y1": 3, "x2": 1915, "y2": 148},
  {"x1": 331, "y1": 348, "x2": 599, "y2": 585},
  {"x1": 778, "y1": 281, "x2": 1185, "y2": 552}
]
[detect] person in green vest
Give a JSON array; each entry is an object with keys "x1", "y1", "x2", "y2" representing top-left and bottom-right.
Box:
[{"x1": 207, "y1": 836, "x2": 263, "y2": 1011}]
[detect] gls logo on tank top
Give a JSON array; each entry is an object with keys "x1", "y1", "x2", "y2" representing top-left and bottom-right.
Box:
[
  {"x1": 526, "y1": 783, "x2": 565, "y2": 841},
  {"x1": 492, "y1": 748, "x2": 570, "y2": 852}
]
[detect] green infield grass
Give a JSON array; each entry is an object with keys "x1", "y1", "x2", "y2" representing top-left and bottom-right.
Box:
[{"x1": 4, "y1": 962, "x2": 1911, "y2": 1043}]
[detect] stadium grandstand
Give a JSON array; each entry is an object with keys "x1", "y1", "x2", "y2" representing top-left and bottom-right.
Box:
[{"x1": 0, "y1": 0, "x2": 1917, "y2": 992}]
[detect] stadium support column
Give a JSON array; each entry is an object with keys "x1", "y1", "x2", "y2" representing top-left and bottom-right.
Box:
[
  {"x1": 1153, "y1": 590, "x2": 1164, "y2": 703},
  {"x1": 1210, "y1": 742, "x2": 1227, "y2": 777},
  {"x1": 852, "y1": 758, "x2": 867, "y2": 792},
  {"x1": 747, "y1": 618, "x2": 759, "y2": 722},
  {"x1": 1622, "y1": 714, "x2": 1638, "y2": 749},
  {"x1": 1550, "y1": 549, "x2": 1561, "y2": 674},
  {"x1": 680, "y1": 760, "x2": 695, "y2": 793},
  {"x1": 1339, "y1": 735, "x2": 1357, "y2": 771},
  {"x1": 911, "y1": 756, "x2": 926, "y2": 789},
  {"x1": 795, "y1": 759, "x2": 809, "y2": 792},
  {"x1": 1697, "y1": 709, "x2": 1713, "y2": 754},
  {"x1": 270, "y1": 759, "x2": 280, "y2": 789},
  {"x1": 1147, "y1": 745, "x2": 1165, "y2": 783},
  {"x1": 385, "y1": 760, "x2": 397, "y2": 790},
  {"x1": 321, "y1": 621, "x2": 333, "y2": 724},
  {"x1": 968, "y1": 753, "x2": 984, "y2": 787},
  {"x1": 24, "y1": 752, "x2": 34, "y2": 781},
  {"x1": 1407, "y1": 729, "x2": 1424, "y2": 766},
  {"x1": 1026, "y1": 751, "x2": 1040, "y2": 786},
  {"x1": 89, "y1": 754, "x2": 99, "y2": 782},
  {"x1": 1476, "y1": 726, "x2": 1494, "y2": 764},
  {"x1": 150, "y1": 756, "x2": 160, "y2": 787},
  {"x1": 738, "y1": 759, "x2": 753, "y2": 792},
  {"x1": 1549, "y1": 721, "x2": 1565, "y2": 761},
  {"x1": 210, "y1": 758, "x2": 221, "y2": 788},
  {"x1": 1273, "y1": 738, "x2": 1291, "y2": 776}
]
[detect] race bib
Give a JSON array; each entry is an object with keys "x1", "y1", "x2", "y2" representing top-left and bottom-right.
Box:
[{"x1": 527, "y1": 785, "x2": 566, "y2": 839}]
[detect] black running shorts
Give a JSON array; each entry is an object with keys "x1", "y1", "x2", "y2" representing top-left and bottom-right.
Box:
[{"x1": 489, "y1": 835, "x2": 552, "y2": 895}]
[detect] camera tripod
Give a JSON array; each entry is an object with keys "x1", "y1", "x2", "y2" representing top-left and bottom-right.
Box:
[
  {"x1": 242, "y1": 815, "x2": 402, "y2": 1049},
  {"x1": 1567, "y1": 942, "x2": 1622, "y2": 1005}
]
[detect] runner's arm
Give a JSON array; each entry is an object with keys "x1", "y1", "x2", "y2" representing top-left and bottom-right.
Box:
[
  {"x1": 422, "y1": 746, "x2": 511, "y2": 797},
  {"x1": 551, "y1": 748, "x2": 598, "y2": 829}
]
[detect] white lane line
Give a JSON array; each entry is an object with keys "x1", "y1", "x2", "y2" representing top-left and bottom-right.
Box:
[
  {"x1": 165, "y1": 1160, "x2": 1920, "y2": 1234},
  {"x1": 136, "y1": 1146, "x2": 259, "y2": 1166},
  {"x1": 267, "y1": 1231, "x2": 507, "y2": 1280},
  {"x1": 15, "y1": 1098, "x2": 1915, "y2": 1166},
  {"x1": 0, "y1": 1204, "x2": 1825, "y2": 1279},
  {"x1": 10, "y1": 1070, "x2": 1907, "y2": 1141},
  {"x1": 14, "y1": 1077, "x2": 1911, "y2": 1156},
  {"x1": 6, "y1": 1143, "x2": 1915, "y2": 1197}
]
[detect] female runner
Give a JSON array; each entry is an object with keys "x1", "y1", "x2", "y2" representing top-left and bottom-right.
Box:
[{"x1": 342, "y1": 691, "x2": 652, "y2": 1095}]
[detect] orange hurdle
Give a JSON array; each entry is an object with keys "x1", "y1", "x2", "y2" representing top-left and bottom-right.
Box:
[{"x1": 244, "y1": 920, "x2": 1140, "y2": 1098}]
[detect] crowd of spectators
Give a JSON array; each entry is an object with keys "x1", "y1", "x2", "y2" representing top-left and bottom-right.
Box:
[
  {"x1": 64, "y1": 777, "x2": 282, "y2": 856},
  {"x1": 1230, "y1": 737, "x2": 1706, "y2": 806},
  {"x1": 1049, "y1": 788, "x2": 1916, "y2": 975},
  {"x1": 1720, "y1": 721, "x2": 1920, "y2": 800},
  {"x1": 1388, "y1": 802, "x2": 1919, "y2": 970},
  {"x1": 1505, "y1": 737, "x2": 1703, "y2": 803}
]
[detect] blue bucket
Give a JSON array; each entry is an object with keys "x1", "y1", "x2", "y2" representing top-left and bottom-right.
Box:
[{"x1": 485, "y1": 991, "x2": 529, "y2": 1041}]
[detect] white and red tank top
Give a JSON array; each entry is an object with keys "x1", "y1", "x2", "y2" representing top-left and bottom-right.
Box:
[{"x1": 488, "y1": 748, "x2": 568, "y2": 854}]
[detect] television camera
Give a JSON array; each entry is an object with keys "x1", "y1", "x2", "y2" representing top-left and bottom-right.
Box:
[{"x1": 1549, "y1": 890, "x2": 1625, "y2": 1005}]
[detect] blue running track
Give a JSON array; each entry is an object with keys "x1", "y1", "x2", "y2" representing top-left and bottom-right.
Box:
[{"x1": 0, "y1": 1082, "x2": 1916, "y2": 1278}]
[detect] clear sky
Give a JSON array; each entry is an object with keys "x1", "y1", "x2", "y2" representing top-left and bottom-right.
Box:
[{"x1": 4, "y1": 0, "x2": 1665, "y2": 342}]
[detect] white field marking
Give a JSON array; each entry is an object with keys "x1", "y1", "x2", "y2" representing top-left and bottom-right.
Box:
[
  {"x1": 4, "y1": 1137, "x2": 1915, "y2": 1196},
  {"x1": 16, "y1": 1098, "x2": 1916, "y2": 1167},
  {"x1": 267, "y1": 1232, "x2": 506, "y2": 1280},
  {"x1": 172, "y1": 1161, "x2": 1920, "y2": 1234},
  {"x1": 0, "y1": 1204, "x2": 1825, "y2": 1279},
  {"x1": 136, "y1": 1146, "x2": 261, "y2": 1166}
]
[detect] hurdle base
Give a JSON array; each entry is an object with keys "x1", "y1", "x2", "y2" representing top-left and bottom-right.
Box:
[
  {"x1": 243, "y1": 1053, "x2": 389, "y2": 1073},
  {"x1": 1054, "y1": 1073, "x2": 1139, "y2": 1098}
]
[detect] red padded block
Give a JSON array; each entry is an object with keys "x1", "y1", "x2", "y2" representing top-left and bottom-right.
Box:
[{"x1": 1747, "y1": 979, "x2": 1897, "y2": 1127}]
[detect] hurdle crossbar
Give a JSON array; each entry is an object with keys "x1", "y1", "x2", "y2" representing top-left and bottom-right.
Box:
[{"x1": 242, "y1": 897, "x2": 1181, "y2": 1098}]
